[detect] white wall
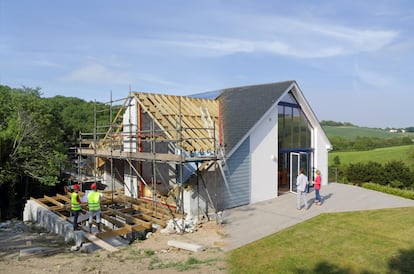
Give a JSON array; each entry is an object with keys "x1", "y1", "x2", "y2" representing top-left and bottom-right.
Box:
[
  {"x1": 123, "y1": 97, "x2": 139, "y2": 196},
  {"x1": 314, "y1": 128, "x2": 330, "y2": 185},
  {"x1": 123, "y1": 98, "x2": 138, "y2": 152},
  {"x1": 249, "y1": 106, "x2": 279, "y2": 203}
]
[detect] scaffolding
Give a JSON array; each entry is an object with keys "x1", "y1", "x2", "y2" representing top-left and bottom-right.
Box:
[{"x1": 76, "y1": 91, "x2": 221, "y2": 229}]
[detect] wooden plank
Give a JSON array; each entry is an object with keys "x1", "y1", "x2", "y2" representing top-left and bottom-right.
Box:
[
  {"x1": 78, "y1": 148, "x2": 183, "y2": 162},
  {"x1": 132, "y1": 212, "x2": 166, "y2": 228},
  {"x1": 135, "y1": 94, "x2": 169, "y2": 135},
  {"x1": 96, "y1": 223, "x2": 146, "y2": 239},
  {"x1": 31, "y1": 197, "x2": 52, "y2": 210},
  {"x1": 96, "y1": 226, "x2": 131, "y2": 239},
  {"x1": 101, "y1": 213, "x2": 128, "y2": 228},
  {"x1": 113, "y1": 196, "x2": 173, "y2": 221},
  {"x1": 44, "y1": 195, "x2": 65, "y2": 208},
  {"x1": 56, "y1": 193, "x2": 71, "y2": 203},
  {"x1": 105, "y1": 207, "x2": 152, "y2": 229},
  {"x1": 82, "y1": 232, "x2": 119, "y2": 252},
  {"x1": 138, "y1": 199, "x2": 178, "y2": 218}
]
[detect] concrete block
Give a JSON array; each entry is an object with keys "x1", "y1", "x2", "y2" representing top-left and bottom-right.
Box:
[{"x1": 167, "y1": 240, "x2": 204, "y2": 252}]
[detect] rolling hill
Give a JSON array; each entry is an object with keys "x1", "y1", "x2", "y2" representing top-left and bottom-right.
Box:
[
  {"x1": 328, "y1": 145, "x2": 414, "y2": 170},
  {"x1": 323, "y1": 126, "x2": 414, "y2": 140}
]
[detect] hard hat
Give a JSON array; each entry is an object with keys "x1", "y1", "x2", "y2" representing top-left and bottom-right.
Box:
[
  {"x1": 91, "y1": 183, "x2": 97, "y2": 189},
  {"x1": 73, "y1": 184, "x2": 80, "y2": 190}
]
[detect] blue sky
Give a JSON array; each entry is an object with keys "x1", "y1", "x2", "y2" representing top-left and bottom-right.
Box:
[{"x1": 1, "y1": 0, "x2": 413, "y2": 128}]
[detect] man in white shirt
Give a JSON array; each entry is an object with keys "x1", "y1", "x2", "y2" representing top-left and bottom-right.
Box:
[{"x1": 296, "y1": 168, "x2": 309, "y2": 210}]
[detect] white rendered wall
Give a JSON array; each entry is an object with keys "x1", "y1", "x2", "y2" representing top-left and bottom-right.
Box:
[
  {"x1": 250, "y1": 106, "x2": 279, "y2": 204},
  {"x1": 313, "y1": 127, "x2": 330, "y2": 185},
  {"x1": 123, "y1": 98, "x2": 138, "y2": 152},
  {"x1": 123, "y1": 97, "x2": 138, "y2": 197}
]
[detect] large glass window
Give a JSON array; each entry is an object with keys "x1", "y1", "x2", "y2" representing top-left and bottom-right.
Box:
[
  {"x1": 278, "y1": 91, "x2": 313, "y2": 193},
  {"x1": 278, "y1": 92, "x2": 312, "y2": 150}
]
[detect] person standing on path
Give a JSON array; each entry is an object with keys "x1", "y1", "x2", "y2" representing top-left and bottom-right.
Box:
[
  {"x1": 314, "y1": 169, "x2": 322, "y2": 205},
  {"x1": 88, "y1": 183, "x2": 103, "y2": 233},
  {"x1": 296, "y1": 168, "x2": 309, "y2": 210},
  {"x1": 71, "y1": 184, "x2": 82, "y2": 230}
]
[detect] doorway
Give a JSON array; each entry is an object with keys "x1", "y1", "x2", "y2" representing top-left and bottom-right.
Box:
[{"x1": 289, "y1": 152, "x2": 309, "y2": 193}]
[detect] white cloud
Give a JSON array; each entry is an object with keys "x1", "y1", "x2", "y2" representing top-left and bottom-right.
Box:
[
  {"x1": 61, "y1": 63, "x2": 131, "y2": 85},
  {"x1": 140, "y1": 14, "x2": 399, "y2": 59}
]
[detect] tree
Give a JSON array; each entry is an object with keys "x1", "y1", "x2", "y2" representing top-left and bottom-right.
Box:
[
  {"x1": 0, "y1": 86, "x2": 67, "y2": 219},
  {"x1": 333, "y1": 155, "x2": 341, "y2": 166}
]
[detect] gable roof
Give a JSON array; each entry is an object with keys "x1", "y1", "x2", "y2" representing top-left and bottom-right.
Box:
[
  {"x1": 132, "y1": 92, "x2": 219, "y2": 153},
  {"x1": 215, "y1": 81, "x2": 295, "y2": 153}
]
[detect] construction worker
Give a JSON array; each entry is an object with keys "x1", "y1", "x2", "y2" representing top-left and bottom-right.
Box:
[
  {"x1": 87, "y1": 183, "x2": 103, "y2": 233},
  {"x1": 71, "y1": 184, "x2": 82, "y2": 230}
]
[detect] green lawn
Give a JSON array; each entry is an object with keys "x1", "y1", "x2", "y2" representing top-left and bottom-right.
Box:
[
  {"x1": 329, "y1": 145, "x2": 414, "y2": 169},
  {"x1": 323, "y1": 126, "x2": 414, "y2": 139},
  {"x1": 227, "y1": 207, "x2": 414, "y2": 273}
]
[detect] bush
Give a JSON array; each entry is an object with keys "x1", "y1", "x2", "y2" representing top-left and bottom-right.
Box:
[
  {"x1": 347, "y1": 161, "x2": 385, "y2": 185},
  {"x1": 362, "y1": 183, "x2": 414, "y2": 200},
  {"x1": 383, "y1": 161, "x2": 413, "y2": 187},
  {"x1": 345, "y1": 160, "x2": 414, "y2": 187}
]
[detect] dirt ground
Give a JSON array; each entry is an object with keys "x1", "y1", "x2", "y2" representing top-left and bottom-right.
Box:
[{"x1": 0, "y1": 219, "x2": 228, "y2": 274}]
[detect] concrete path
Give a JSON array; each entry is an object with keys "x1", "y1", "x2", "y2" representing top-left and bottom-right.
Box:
[{"x1": 222, "y1": 183, "x2": 414, "y2": 251}]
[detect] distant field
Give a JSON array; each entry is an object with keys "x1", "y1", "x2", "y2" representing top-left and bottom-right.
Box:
[
  {"x1": 329, "y1": 145, "x2": 414, "y2": 169},
  {"x1": 323, "y1": 126, "x2": 414, "y2": 139}
]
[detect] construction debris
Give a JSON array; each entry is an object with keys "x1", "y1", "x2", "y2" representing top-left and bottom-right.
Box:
[
  {"x1": 167, "y1": 240, "x2": 204, "y2": 252},
  {"x1": 160, "y1": 215, "x2": 198, "y2": 234}
]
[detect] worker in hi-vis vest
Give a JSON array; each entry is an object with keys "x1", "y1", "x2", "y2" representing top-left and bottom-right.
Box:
[
  {"x1": 87, "y1": 183, "x2": 103, "y2": 233},
  {"x1": 71, "y1": 184, "x2": 82, "y2": 231}
]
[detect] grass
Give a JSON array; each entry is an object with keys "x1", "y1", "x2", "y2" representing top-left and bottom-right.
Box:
[
  {"x1": 363, "y1": 183, "x2": 414, "y2": 199},
  {"x1": 329, "y1": 145, "x2": 414, "y2": 169},
  {"x1": 148, "y1": 256, "x2": 219, "y2": 271},
  {"x1": 323, "y1": 126, "x2": 414, "y2": 139},
  {"x1": 227, "y1": 207, "x2": 414, "y2": 273}
]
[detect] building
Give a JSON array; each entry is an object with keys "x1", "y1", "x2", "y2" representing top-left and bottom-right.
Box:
[{"x1": 78, "y1": 80, "x2": 332, "y2": 218}]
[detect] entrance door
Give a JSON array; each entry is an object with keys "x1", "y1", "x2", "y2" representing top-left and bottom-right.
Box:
[
  {"x1": 290, "y1": 153, "x2": 300, "y2": 192},
  {"x1": 290, "y1": 152, "x2": 311, "y2": 193}
]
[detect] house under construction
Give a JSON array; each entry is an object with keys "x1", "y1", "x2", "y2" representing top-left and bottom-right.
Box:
[
  {"x1": 24, "y1": 81, "x2": 332, "y2": 249},
  {"x1": 76, "y1": 80, "x2": 332, "y2": 221}
]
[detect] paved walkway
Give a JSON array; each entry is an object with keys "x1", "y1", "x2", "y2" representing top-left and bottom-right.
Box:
[{"x1": 222, "y1": 183, "x2": 414, "y2": 251}]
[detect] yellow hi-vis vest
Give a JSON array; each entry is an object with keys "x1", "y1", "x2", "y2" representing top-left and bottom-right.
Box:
[
  {"x1": 88, "y1": 191, "x2": 101, "y2": 211},
  {"x1": 71, "y1": 192, "x2": 81, "y2": 211}
]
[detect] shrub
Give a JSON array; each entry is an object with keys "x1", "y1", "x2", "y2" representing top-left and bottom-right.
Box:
[
  {"x1": 383, "y1": 161, "x2": 412, "y2": 187},
  {"x1": 347, "y1": 162, "x2": 385, "y2": 185},
  {"x1": 362, "y1": 183, "x2": 414, "y2": 200}
]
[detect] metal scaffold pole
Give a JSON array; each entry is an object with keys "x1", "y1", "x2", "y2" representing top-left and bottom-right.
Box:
[{"x1": 110, "y1": 91, "x2": 114, "y2": 204}]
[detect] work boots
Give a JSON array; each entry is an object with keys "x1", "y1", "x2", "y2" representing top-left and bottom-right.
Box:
[
  {"x1": 97, "y1": 223, "x2": 102, "y2": 232},
  {"x1": 88, "y1": 224, "x2": 92, "y2": 233}
]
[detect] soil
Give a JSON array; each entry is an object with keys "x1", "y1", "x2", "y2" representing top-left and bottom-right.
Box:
[{"x1": 0, "y1": 219, "x2": 228, "y2": 274}]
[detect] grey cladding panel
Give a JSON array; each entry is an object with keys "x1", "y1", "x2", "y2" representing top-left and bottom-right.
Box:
[{"x1": 220, "y1": 137, "x2": 250, "y2": 209}]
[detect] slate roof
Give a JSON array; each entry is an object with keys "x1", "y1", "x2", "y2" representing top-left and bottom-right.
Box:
[{"x1": 215, "y1": 81, "x2": 295, "y2": 153}]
